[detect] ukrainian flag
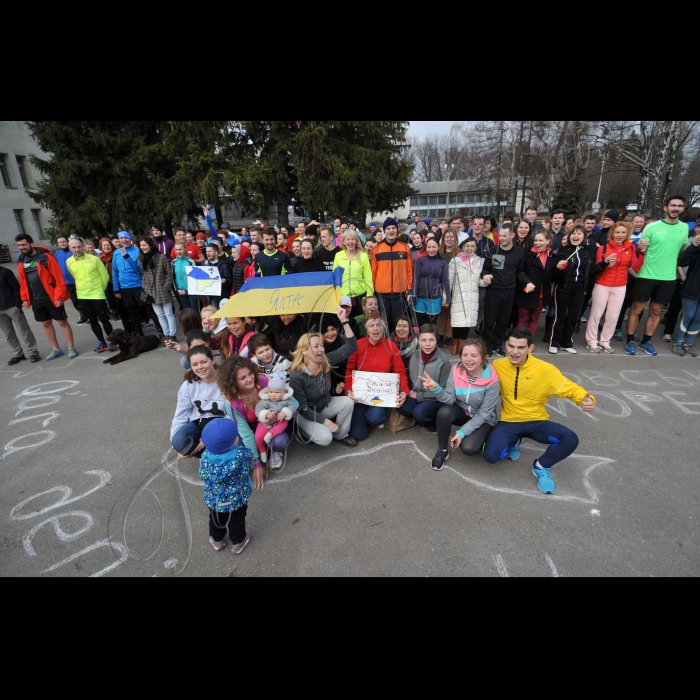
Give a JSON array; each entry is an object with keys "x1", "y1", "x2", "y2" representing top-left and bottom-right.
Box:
[{"x1": 213, "y1": 269, "x2": 344, "y2": 319}]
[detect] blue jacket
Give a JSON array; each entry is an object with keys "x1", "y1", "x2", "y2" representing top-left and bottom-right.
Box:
[
  {"x1": 53, "y1": 248, "x2": 76, "y2": 285},
  {"x1": 112, "y1": 245, "x2": 143, "y2": 292}
]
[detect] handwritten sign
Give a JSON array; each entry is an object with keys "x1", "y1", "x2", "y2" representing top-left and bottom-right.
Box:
[
  {"x1": 186, "y1": 266, "x2": 222, "y2": 297},
  {"x1": 352, "y1": 371, "x2": 400, "y2": 408}
]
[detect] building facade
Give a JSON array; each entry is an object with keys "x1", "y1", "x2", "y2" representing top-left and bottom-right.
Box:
[
  {"x1": 0, "y1": 121, "x2": 52, "y2": 256},
  {"x1": 371, "y1": 179, "x2": 524, "y2": 226}
]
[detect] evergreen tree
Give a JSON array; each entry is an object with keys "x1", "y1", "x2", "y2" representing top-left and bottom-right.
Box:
[{"x1": 26, "y1": 121, "x2": 231, "y2": 239}]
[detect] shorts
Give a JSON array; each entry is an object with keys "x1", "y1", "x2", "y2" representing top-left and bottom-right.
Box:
[
  {"x1": 413, "y1": 297, "x2": 442, "y2": 315},
  {"x1": 32, "y1": 299, "x2": 68, "y2": 323},
  {"x1": 633, "y1": 278, "x2": 677, "y2": 306}
]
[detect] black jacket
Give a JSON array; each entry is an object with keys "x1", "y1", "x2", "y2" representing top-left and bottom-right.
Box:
[
  {"x1": 0, "y1": 266, "x2": 22, "y2": 310},
  {"x1": 551, "y1": 244, "x2": 592, "y2": 290},
  {"x1": 515, "y1": 249, "x2": 557, "y2": 309},
  {"x1": 678, "y1": 243, "x2": 700, "y2": 300}
]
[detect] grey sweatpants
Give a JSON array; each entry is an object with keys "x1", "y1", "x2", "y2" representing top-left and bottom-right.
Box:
[{"x1": 0, "y1": 306, "x2": 39, "y2": 357}]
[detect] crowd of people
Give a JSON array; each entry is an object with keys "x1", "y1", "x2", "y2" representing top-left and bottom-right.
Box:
[{"x1": 3, "y1": 197, "x2": 699, "y2": 556}]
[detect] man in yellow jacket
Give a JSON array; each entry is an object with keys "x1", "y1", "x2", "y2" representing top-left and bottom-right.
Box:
[
  {"x1": 484, "y1": 327, "x2": 596, "y2": 494},
  {"x1": 67, "y1": 237, "x2": 115, "y2": 353}
]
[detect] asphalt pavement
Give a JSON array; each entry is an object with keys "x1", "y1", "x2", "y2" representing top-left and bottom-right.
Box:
[{"x1": 1, "y1": 295, "x2": 699, "y2": 578}]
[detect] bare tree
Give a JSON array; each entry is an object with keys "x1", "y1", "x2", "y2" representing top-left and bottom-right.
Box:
[{"x1": 592, "y1": 121, "x2": 699, "y2": 218}]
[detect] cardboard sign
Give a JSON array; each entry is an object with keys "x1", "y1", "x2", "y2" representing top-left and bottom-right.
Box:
[
  {"x1": 352, "y1": 371, "x2": 400, "y2": 408},
  {"x1": 186, "y1": 266, "x2": 222, "y2": 297}
]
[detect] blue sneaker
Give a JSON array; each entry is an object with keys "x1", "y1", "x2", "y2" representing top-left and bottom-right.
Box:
[
  {"x1": 507, "y1": 441, "x2": 521, "y2": 461},
  {"x1": 93, "y1": 342, "x2": 108, "y2": 353},
  {"x1": 638, "y1": 341, "x2": 658, "y2": 356},
  {"x1": 624, "y1": 341, "x2": 637, "y2": 356},
  {"x1": 532, "y1": 463, "x2": 556, "y2": 494},
  {"x1": 45, "y1": 348, "x2": 64, "y2": 361}
]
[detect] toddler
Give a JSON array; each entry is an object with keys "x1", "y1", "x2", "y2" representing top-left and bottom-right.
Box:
[
  {"x1": 199, "y1": 418, "x2": 256, "y2": 555},
  {"x1": 254, "y1": 371, "x2": 296, "y2": 466}
]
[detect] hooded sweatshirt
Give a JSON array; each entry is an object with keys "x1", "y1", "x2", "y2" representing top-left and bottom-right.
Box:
[{"x1": 433, "y1": 362, "x2": 501, "y2": 437}]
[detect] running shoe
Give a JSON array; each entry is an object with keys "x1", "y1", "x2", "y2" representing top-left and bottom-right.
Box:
[
  {"x1": 431, "y1": 449, "x2": 449, "y2": 471},
  {"x1": 624, "y1": 341, "x2": 637, "y2": 356},
  {"x1": 684, "y1": 345, "x2": 698, "y2": 358},
  {"x1": 209, "y1": 537, "x2": 226, "y2": 552},
  {"x1": 587, "y1": 345, "x2": 602, "y2": 354},
  {"x1": 93, "y1": 342, "x2": 108, "y2": 353},
  {"x1": 561, "y1": 347, "x2": 578, "y2": 354},
  {"x1": 46, "y1": 348, "x2": 64, "y2": 361},
  {"x1": 68, "y1": 347, "x2": 79, "y2": 360},
  {"x1": 663, "y1": 334, "x2": 673, "y2": 343},
  {"x1": 638, "y1": 341, "x2": 658, "y2": 356},
  {"x1": 506, "y1": 442, "x2": 521, "y2": 461},
  {"x1": 532, "y1": 463, "x2": 556, "y2": 495},
  {"x1": 613, "y1": 330, "x2": 624, "y2": 342},
  {"x1": 672, "y1": 343, "x2": 685, "y2": 357},
  {"x1": 230, "y1": 533, "x2": 251, "y2": 555}
]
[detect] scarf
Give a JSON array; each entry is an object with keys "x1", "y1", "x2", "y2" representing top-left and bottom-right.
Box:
[{"x1": 421, "y1": 348, "x2": 437, "y2": 366}]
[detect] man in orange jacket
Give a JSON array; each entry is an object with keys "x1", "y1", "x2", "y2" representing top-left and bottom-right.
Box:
[
  {"x1": 371, "y1": 217, "x2": 413, "y2": 333},
  {"x1": 15, "y1": 233, "x2": 77, "y2": 361}
]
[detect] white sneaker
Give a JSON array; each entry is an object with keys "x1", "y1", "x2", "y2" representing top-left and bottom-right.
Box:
[
  {"x1": 587, "y1": 345, "x2": 602, "y2": 354},
  {"x1": 549, "y1": 347, "x2": 558, "y2": 354},
  {"x1": 270, "y1": 451, "x2": 284, "y2": 472},
  {"x1": 561, "y1": 347, "x2": 578, "y2": 354},
  {"x1": 264, "y1": 432, "x2": 273, "y2": 445}
]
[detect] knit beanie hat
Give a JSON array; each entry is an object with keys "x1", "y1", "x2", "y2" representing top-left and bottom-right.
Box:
[
  {"x1": 305, "y1": 224, "x2": 320, "y2": 238},
  {"x1": 383, "y1": 217, "x2": 399, "y2": 231},
  {"x1": 458, "y1": 232, "x2": 471, "y2": 248},
  {"x1": 268, "y1": 372, "x2": 288, "y2": 391},
  {"x1": 603, "y1": 210, "x2": 619, "y2": 223},
  {"x1": 201, "y1": 418, "x2": 239, "y2": 455}
]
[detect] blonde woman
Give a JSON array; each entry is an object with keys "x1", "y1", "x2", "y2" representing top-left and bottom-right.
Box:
[
  {"x1": 333, "y1": 231, "x2": 374, "y2": 318},
  {"x1": 288, "y1": 306, "x2": 358, "y2": 447},
  {"x1": 437, "y1": 228, "x2": 461, "y2": 347}
]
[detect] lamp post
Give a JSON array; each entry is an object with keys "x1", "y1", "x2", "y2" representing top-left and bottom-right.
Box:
[
  {"x1": 446, "y1": 163, "x2": 455, "y2": 217},
  {"x1": 593, "y1": 153, "x2": 606, "y2": 213}
]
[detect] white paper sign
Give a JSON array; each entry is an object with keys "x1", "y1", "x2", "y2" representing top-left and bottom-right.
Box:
[
  {"x1": 352, "y1": 371, "x2": 400, "y2": 408},
  {"x1": 186, "y1": 266, "x2": 222, "y2": 297}
]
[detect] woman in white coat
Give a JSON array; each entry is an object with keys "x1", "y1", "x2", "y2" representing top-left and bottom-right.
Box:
[{"x1": 448, "y1": 234, "x2": 484, "y2": 356}]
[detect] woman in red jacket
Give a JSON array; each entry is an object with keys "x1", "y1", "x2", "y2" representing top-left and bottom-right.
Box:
[
  {"x1": 346, "y1": 313, "x2": 410, "y2": 441},
  {"x1": 586, "y1": 221, "x2": 644, "y2": 353}
]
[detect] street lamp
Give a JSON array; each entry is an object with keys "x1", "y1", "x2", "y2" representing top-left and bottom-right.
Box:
[
  {"x1": 593, "y1": 153, "x2": 606, "y2": 213},
  {"x1": 446, "y1": 163, "x2": 455, "y2": 217}
]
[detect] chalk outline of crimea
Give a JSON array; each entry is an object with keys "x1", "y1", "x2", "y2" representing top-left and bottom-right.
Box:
[{"x1": 187, "y1": 267, "x2": 220, "y2": 293}]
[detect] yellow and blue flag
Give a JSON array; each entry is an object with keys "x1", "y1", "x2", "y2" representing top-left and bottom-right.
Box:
[{"x1": 213, "y1": 269, "x2": 344, "y2": 319}]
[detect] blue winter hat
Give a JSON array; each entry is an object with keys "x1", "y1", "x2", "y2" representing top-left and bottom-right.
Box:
[
  {"x1": 202, "y1": 418, "x2": 239, "y2": 455},
  {"x1": 383, "y1": 217, "x2": 399, "y2": 231},
  {"x1": 424, "y1": 218, "x2": 432, "y2": 225},
  {"x1": 268, "y1": 372, "x2": 288, "y2": 391},
  {"x1": 369, "y1": 222, "x2": 378, "y2": 228}
]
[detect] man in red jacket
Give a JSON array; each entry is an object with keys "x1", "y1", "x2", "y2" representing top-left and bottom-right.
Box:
[
  {"x1": 345, "y1": 313, "x2": 410, "y2": 441},
  {"x1": 15, "y1": 233, "x2": 77, "y2": 361}
]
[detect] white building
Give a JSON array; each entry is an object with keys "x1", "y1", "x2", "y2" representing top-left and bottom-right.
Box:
[{"x1": 0, "y1": 121, "x2": 52, "y2": 258}]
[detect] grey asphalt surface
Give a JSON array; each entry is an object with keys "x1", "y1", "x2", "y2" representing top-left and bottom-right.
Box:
[{"x1": 1, "y1": 281, "x2": 698, "y2": 577}]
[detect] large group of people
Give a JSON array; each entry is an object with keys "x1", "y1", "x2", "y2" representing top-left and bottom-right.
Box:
[{"x1": 3, "y1": 198, "x2": 699, "y2": 557}]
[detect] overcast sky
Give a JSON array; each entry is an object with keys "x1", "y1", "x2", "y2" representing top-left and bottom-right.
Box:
[{"x1": 408, "y1": 121, "x2": 457, "y2": 140}]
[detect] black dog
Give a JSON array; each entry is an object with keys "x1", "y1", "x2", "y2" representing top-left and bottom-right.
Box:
[{"x1": 103, "y1": 329, "x2": 161, "y2": 365}]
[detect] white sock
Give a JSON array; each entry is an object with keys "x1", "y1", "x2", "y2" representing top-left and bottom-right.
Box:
[{"x1": 535, "y1": 460, "x2": 546, "y2": 470}]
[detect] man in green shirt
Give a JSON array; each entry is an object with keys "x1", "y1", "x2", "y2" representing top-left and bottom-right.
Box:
[{"x1": 626, "y1": 195, "x2": 689, "y2": 356}]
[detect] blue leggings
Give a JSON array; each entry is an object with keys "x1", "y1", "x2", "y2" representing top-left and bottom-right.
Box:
[{"x1": 483, "y1": 420, "x2": 579, "y2": 470}]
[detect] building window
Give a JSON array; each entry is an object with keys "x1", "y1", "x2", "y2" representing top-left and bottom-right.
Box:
[
  {"x1": 1, "y1": 154, "x2": 13, "y2": 187},
  {"x1": 429, "y1": 196, "x2": 438, "y2": 206},
  {"x1": 418, "y1": 196, "x2": 428, "y2": 207},
  {"x1": 31, "y1": 210, "x2": 43, "y2": 238},
  {"x1": 14, "y1": 210, "x2": 27, "y2": 237},
  {"x1": 438, "y1": 195, "x2": 446, "y2": 205},
  {"x1": 16, "y1": 156, "x2": 31, "y2": 188}
]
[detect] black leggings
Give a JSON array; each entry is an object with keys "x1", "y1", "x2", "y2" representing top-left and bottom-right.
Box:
[
  {"x1": 80, "y1": 299, "x2": 113, "y2": 344},
  {"x1": 437, "y1": 404, "x2": 494, "y2": 454},
  {"x1": 452, "y1": 326, "x2": 470, "y2": 340}
]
